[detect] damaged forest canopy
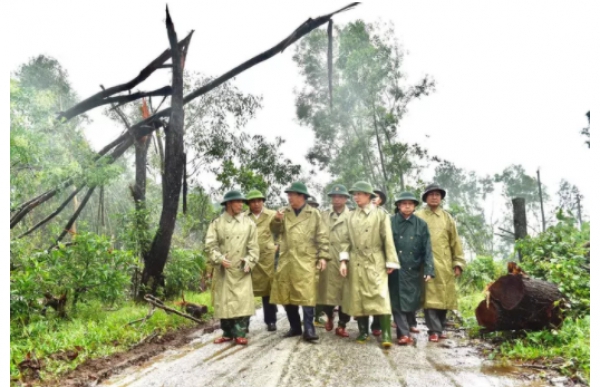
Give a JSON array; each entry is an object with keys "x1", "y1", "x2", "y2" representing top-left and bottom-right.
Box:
[{"x1": 10, "y1": 2, "x2": 590, "y2": 384}]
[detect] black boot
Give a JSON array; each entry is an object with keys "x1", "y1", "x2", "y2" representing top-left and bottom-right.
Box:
[
  {"x1": 302, "y1": 306, "x2": 319, "y2": 341},
  {"x1": 356, "y1": 317, "x2": 370, "y2": 343},
  {"x1": 283, "y1": 305, "x2": 302, "y2": 338}
]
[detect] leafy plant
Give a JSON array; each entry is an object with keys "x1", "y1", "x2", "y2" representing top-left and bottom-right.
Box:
[
  {"x1": 163, "y1": 248, "x2": 206, "y2": 298},
  {"x1": 458, "y1": 255, "x2": 504, "y2": 293},
  {"x1": 517, "y1": 212, "x2": 590, "y2": 318}
]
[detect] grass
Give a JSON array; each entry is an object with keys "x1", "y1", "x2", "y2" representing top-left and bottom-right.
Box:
[
  {"x1": 457, "y1": 288, "x2": 590, "y2": 383},
  {"x1": 10, "y1": 291, "x2": 213, "y2": 382}
]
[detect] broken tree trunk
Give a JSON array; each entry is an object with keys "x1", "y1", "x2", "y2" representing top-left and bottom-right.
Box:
[
  {"x1": 512, "y1": 197, "x2": 527, "y2": 261},
  {"x1": 138, "y1": 7, "x2": 186, "y2": 299},
  {"x1": 476, "y1": 274, "x2": 566, "y2": 331}
]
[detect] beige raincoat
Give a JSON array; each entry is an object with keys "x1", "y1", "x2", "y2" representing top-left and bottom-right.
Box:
[
  {"x1": 246, "y1": 208, "x2": 277, "y2": 297},
  {"x1": 205, "y1": 211, "x2": 259, "y2": 319},
  {"x1": 270, "y1": 205, "x2": 329, "y2": 306},
  {"x1": 317, "y1": 206, "x2": 351, "y2": 306},
  {"x1": 415, "y1": 207, "x2": 465, "y2": 310},
  {"x1": 343, "y1": 204, "x2": 400, "y2": 316}
]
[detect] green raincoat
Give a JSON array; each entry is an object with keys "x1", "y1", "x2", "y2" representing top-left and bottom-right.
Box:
[
  {"x1": 270, "y1": 205, "x2": 329, "y2": 306},
  {"x1": 246, "y1": 208, "x2": 277, "y2": 297},
  {"x1": 317, "y1": 206, "x2": 351, "y2": 306},
  {"x1": 205, "y1": 212, "x2": 259, "y2": 319},
  {"x1": 342, "y1": 204, "x2": 400, "y2": 316},
  {"x1": 415, "y1": 207, "x2": 466, "y2": 310},
  {"x1": 389, "y1": 213, "x2": 434, "y2": 312}
]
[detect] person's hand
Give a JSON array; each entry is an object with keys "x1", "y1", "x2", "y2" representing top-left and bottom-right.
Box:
[
  {"x1": 424, "y1": 275, "x2": 432, "y2": 282},
  {"x1": 317, "y1": 259, "x2": 327, "y2": 271},
  {"x1": 340, "y1": 261, "x2": 348, "y2": 277},
  {"x1": 386, "y1": 268, "x2": 394, "y2": 275},
  {"x1": 275, "y1": 209, "x2": 284, "y2": 221},
  {"x1": 454, "y1": 266, "x2": 462, "y2": 277},
  {"x1": 221, "y1": 257, "x2": 231, "y2": 269},
  {"x1": 243, "y1": 264, "x2": 251, "y2": 273}
]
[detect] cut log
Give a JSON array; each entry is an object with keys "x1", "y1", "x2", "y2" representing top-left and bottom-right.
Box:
[{"x1": 476, "y1": 274, "x2": 566, "y2": 331}]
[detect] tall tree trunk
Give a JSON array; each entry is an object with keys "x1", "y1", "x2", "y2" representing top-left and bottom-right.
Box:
[
  {"x1": 139, "y1": 8, "x2": 186, "y2": 299},
  {"x1": 536, "y1": 168, "x2": 546, "y2": 232},
  {"x1": 512, "y1": 197, "x2": 528, "y2": 261}
]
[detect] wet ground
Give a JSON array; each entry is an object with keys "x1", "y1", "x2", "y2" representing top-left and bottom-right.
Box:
[{"x1": 100, "y1": 307, "x2": 544, "y2": 387}]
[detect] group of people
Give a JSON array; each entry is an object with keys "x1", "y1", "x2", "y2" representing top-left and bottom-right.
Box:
[{"x1": 204, "y1": 180, "x2": 465, "y2": 348}]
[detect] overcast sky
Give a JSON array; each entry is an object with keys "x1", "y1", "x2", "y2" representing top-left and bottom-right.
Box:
[{"x1": 6, "y1": 0, "x2": 593, "y2": 217}]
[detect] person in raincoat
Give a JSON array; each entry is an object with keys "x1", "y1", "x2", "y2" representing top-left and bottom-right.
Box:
[
  {"x1": 369, "y1": 188, "x2": 388, "y2": 336},
  {"x1": 205, "y1": 190, "x2": 259, "y2": 345},
  {"x1": 415, "y1": 184, "x2": 466, "y2": 342},
  {"x1": 339, "y1": 181, "x2": 399, "y2": 348},
  {"x1": 270, "y1": 182, "x2": 329, "y2": 341},
  {"x1": 245, "y1": 189, "x2": 279, "y2": 332},
  {"x1": 315, "y1": 184, "x2": 352, "y2": 338},
  {"x1": 389, "y1": 192, "x2": 434, "y2": 345}
]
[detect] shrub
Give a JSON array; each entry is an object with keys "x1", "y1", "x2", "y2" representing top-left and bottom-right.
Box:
[{"x1": 163, "y1": 248, "x2": 206, "y2": 298}]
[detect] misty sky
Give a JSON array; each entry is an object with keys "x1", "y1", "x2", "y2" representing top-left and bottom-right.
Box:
[{"x1": 6, "y1": 1, "x2": 593, "y2": 218}]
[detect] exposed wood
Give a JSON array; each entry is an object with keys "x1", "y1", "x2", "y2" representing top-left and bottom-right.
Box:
[
  {"x1": 49, "y1": 186, "x2": 97, "y2": 250},
  {"x1": 476, "y1": 274, "x2": 565, "y2": 331},
  {"x1": 108, "y1": 86, "x2": 173, "y2": 111}
]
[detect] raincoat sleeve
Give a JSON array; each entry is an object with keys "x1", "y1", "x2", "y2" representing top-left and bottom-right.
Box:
[
  {"x1": 448, "y1": 215, "x2": 466, "y2": 271},
  {"x1": 242, "y1": 222, "x2": 260, "y2": 271},
  {"x1": 422, "y1": 222, "x2": 435, "y2": 277},
  {"x1": 381, "y1": 213, "x2": 400, "y2": 269},
  {"x1": 339, "y1": 218, "x2": 351, "y2": 262},
  {"x1": 205, "y1": 219, "x2": 225, "y2": 265},
  {"x1": 315, "y1": 210, "x2": 330, "y2": 261},
  {"x1": 270, "y1": 208, "x2": 284, "y2": 235}
]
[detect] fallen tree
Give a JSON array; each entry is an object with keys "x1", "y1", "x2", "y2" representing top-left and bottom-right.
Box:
[{"x1": 476, "y1": 274, "x2": 567, "y2": 331}]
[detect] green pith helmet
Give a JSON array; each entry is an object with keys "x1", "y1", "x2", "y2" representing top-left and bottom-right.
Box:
[
  {"x1": 220, "y1": 190, "x2": 246, "y2": 205},
  {"x1": 284, "y1": 181, "x2": 310, "y2": 197},
  {"x1": 374, "y1": 189, "x2": 387, "y2": 205},
  {"x1": 394, "y1": 191, "x2": 420, "y2": 206},
  {"x1": 307, "y1": 195, "x2": 319, "y2": 206},
  {"x1": 349, "y1": 181, "x2": 376, "y2": 198},
  {"x1": 245, "y1": 189, "x2": 266, "y2": 202},
  {"x1": 421, "y1": 183, "x2": 446, "y2": 202},
  {"x1": 327, "y1": 184, "x2": 351, "y2": 198}
]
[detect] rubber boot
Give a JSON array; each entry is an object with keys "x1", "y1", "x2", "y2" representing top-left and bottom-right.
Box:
[
  {"x1": 356, "y1": 317, "x2": 370, "y2": 343},
  {"x1": 380, "y1": 314, "x2": 393, "y2": 349}
]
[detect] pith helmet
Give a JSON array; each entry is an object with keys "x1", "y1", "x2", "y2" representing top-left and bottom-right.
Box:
[
  {"x1": 327, "y1": 184, "x2": 351, "y2": 198},
  {"x1": 349, "y1": 181, "x2": 376, "y2": 198},
  {"x1": 394, "y1": 191, "x2": 420, "y2": 206},
  {"x1": 374, "y1": 189, "x2": 387, "y2": 205},
  {"x1": 284, "y1": 181, "x2": 310, "y2": 197},
  {"x1": 220, "y1": 190, "x2": 246, "y2": 205},
  {"x1": 245, "y1": 189, "x2": 266, "y2": 202},
  {"x1": 421, "y1": 183, "x2": 446, "y2": 202},
  {"x1": 307, "y1": 195, "x2": 319, "y2": 206}
]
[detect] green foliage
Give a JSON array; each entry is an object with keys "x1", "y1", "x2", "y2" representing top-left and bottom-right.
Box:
[
  {"x1": 498, "y1": 316, "x2": 590, "y2": 382},
  {"x1": 11, "y1": 232, "x2": 136, "y2": 320},
  {"x1": 517, "y1": 213, "x2": 590, "y2": 318},
  {"x1": 163, "y1": 248, "x2": 206, "y2": 298},
  {"x1": 10, "y1": 292, "x2": 213, "y2": 382},
  {"x1": 458, "y1": 256, "x2": 504, "y2": 293}
]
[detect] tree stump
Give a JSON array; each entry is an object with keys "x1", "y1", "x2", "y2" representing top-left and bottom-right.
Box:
[{"x1": 476, "y1": 275, "x2": 566, "y2": 331}]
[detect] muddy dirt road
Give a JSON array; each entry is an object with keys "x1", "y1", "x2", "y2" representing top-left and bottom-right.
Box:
[{"x1": 101, "y1": 307, "x2": 538, "y2": 387}]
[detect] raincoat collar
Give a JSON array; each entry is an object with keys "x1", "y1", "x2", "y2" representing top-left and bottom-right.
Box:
[{"x1": 224, "y1": 211, "x2": 243, "y2": 223}]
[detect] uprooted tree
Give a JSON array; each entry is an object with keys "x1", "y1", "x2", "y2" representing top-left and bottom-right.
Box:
[{"x1": 10, "y1": 3, "x2": 360, "y2": 299}]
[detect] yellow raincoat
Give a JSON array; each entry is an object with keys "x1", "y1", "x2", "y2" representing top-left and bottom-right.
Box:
[
  {"x1": 270, "y1": 205, "x2": 329, "y2": 306},
  {"x1": 317, "y1": 206, "x2": 351, "y2": 306},
  {"x1": 246, "y1": 208, "x2": 277, "y2": 297},
  {"x1": 205, "y1": 211, "x2": 259, "y2": 319},
  {"x1": 415, "y1": 207, "x2": 466, "y2": 310},
  {"x1": 343, "y1": 204, "x2": 400, "y2": 316}
]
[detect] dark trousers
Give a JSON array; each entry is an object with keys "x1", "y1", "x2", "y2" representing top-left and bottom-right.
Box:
[
  {"x1": 392, "y1": 309, "x2": 413, "y2": 337},
  {"x1": 284, "y1": 305, "x2": 315, "y2": 333},
  {"x1": 424, "y1": 309, "x2": 448, "y2": 335},
  {"x1": 408, "y1": 311, "x2": 418, "y2": 327},
  {"x1": 371, "y1": 315, "x2": 381, "y2": 331},
  {"x1": 319, "y1": 305, "x2": 351, "y2": 327},
  {"x1": 262, "y1": 296, "x2": 278, "y2": 325},
  {"x1": 221, "y1": 317, "x2": 248, "y2": 338}
]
